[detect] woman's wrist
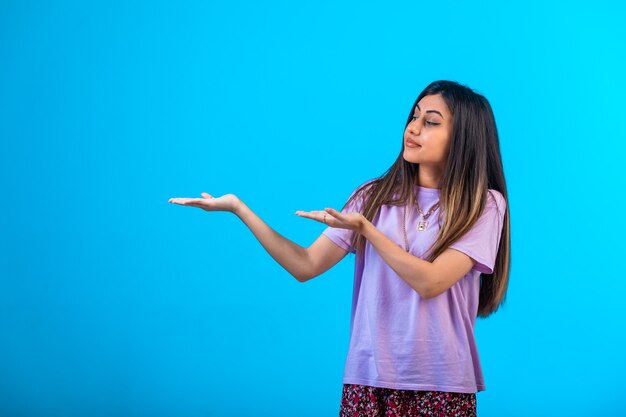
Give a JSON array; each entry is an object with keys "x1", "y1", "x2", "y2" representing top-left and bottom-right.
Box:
[
  {"x1": 357, "y1": 214, "x2": 369, "y2": 235},
  {"x1": 231, "y1": 198, "x2": 245, "y2": 216}
]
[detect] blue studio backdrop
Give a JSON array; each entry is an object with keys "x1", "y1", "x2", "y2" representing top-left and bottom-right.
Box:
[{"x1": 1, "y1": 1, "x2": 625, "y2": 416}]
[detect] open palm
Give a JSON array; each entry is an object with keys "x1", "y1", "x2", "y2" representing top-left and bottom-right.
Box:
[
  {"x1": 168, "y1": 192, "x2": 239, "y2": 213},
  {"x1": 295, "y1": 207, "x2": 364, "y2": 232}
]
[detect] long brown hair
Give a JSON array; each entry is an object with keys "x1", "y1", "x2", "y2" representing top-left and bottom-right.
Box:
[{"x1": 343, "y1": 80, "x2": 510, "y2": 318}]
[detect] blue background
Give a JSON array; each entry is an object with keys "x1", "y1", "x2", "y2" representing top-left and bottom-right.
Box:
[{"x1": 1, "y1": 0, "x2": 625, "y2": 416}]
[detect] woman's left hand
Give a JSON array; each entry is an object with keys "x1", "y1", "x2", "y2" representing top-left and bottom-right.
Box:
[{"x1": 295, "y1": 208, "x2": 365, "y2": 233}]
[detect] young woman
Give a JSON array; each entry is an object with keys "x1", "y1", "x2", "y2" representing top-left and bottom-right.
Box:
[{"x1": 169, "y1": 80, "x2": 510, "y2": 417}]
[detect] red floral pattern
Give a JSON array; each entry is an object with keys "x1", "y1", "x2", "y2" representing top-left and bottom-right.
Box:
[{"x1": 339, "y1": 383, "x2": 476, "y2": 417}]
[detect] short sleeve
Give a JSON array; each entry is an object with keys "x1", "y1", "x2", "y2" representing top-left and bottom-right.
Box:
[
  {"x1": 321, "y1": 181, "x2": 373, "y2": 254},
  {"x1": 448, "y1": 190, "x2": 506, "y2": 274}
]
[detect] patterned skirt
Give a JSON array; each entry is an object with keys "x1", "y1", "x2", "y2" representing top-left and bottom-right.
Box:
[{"x1": 339, "y1": 383, "x2": 477, "y2": 417}]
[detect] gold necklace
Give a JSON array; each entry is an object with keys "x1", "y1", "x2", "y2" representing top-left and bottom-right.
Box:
[{"x1": 402, "y1": 199, "x2": 440, "y2": 252}]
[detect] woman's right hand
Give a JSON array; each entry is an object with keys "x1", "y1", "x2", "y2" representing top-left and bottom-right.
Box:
[{"x1": 168, "y1": 192, "x2": 241, "y2": 214}]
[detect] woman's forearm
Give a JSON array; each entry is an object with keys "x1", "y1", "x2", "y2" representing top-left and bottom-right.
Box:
[
  {"x1": 233, "y1": 200, "x2": 311, "y2": 282},
  {"x1": 359, "y1": 219, "x2": 434, "y2": 297}
]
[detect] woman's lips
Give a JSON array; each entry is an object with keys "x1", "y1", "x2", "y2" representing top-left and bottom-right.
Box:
[{"x1": 406, "y1": 140, "x2": 420, "y2": 148}]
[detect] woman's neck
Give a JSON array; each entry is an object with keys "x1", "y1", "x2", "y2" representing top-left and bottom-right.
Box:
[{"x1": 416, "y1": 165, "x2": 443, "y2": 189}]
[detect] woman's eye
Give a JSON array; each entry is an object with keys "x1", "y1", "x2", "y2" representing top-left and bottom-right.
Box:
[{"x1": 412, "y1": 116, "x2": 439, "y2": 126}]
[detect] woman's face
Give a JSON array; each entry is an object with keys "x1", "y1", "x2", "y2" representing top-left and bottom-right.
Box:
[{"x1": 403, "y1": 94, "x2": 453, "y2": 169}]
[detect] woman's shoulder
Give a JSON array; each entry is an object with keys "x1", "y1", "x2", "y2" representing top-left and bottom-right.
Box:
[
  {"x1": 486, "y1": 188, "x2": 507, "y2": 214},
  {"x1": 351, "y1": 178, "x2": 379, "y2": 196},
  {"x1": 360, "y1": 177, "x2": 379, "y2": 189}
]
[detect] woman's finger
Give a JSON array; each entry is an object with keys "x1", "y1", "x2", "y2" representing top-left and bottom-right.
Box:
[
  {"x1": 295, "y1": 210, "x2": 327, "y2": 222},
  {"x1": 295, "y1": 210, "x2": 316, "y2": 219},
  {"x1": 324, "y1": 207, "x2": 343, "y2": 218},
  {"x1": 169, "y1": 198, "x2": 200, "y2": 206},
  {"x1": 168, "y1": 198, "x2": 187, "y2": 204},
  {"x1": 169, "y1": 194, "x2": 213, "y2": 204},
  {"x1": 294, "y1": 210, "x2": 309, "y2": 219}
]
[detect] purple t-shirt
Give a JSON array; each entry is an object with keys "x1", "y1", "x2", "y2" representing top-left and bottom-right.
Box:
[{"x1": 322, "y1": 181, "x2": 506, "y2": 393}]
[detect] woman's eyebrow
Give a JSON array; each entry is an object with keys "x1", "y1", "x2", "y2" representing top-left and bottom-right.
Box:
[{"x1": 415, "y1": 104, "x2": 444, "y2": 119}]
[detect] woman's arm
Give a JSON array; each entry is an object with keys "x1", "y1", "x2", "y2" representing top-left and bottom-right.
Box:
[
  {"x1": 296, "y1": 206, "x2": 473, "y2": 297},
  {"x1": 169, "y1": 193, "x2": 349, "y2": 282},
  {"x1": 234, "y1": 200, "x2": 348, "y2": 282},
  {"x1": 358, "y1": 218, "x2": 474, "y2": 298}
]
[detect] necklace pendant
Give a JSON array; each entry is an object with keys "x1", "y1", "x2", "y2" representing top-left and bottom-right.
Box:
[{"x1": 417, "y1": 220, "x2": 428, "y2": 231}]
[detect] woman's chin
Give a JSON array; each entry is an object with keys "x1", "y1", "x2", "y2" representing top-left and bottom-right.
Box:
[{"x1": 403, "y1": 152, "x2": 420, "y2": 164}]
